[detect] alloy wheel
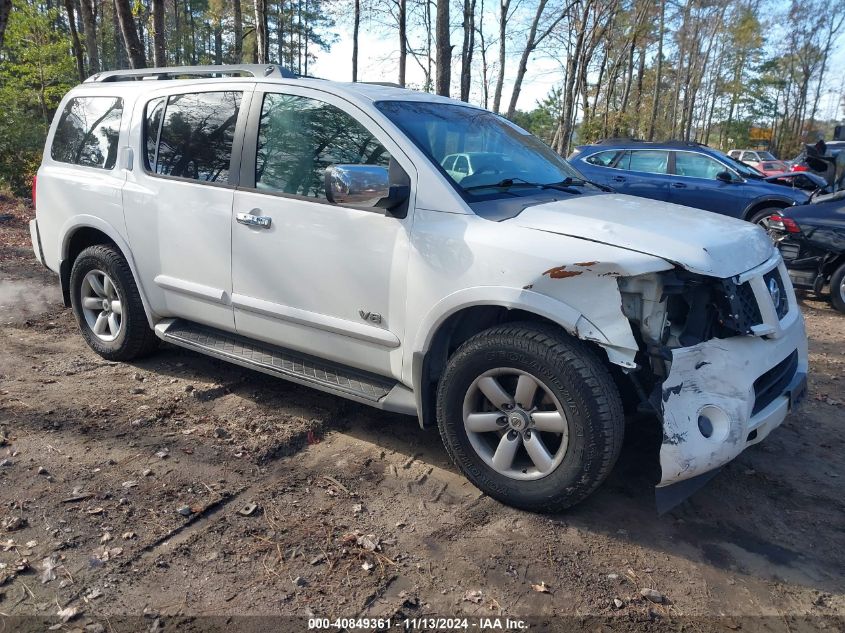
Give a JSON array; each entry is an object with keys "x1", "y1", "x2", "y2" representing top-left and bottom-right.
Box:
[
  {"x1": 461, "y1": 368, "x2": 569, "y2": 481},
  {"x1": 80, "y1": 269, "x2": 123, "y2": 342}
]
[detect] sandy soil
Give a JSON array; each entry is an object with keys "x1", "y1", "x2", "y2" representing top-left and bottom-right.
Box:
[{"x1": 0, "y1": 195, "x2": 843, "y2": 632}]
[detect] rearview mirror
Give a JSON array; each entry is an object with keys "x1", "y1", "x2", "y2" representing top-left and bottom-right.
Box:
[
  {"x1": 324, "y1": 164, "x2": 409, "y2": 212},
  {"x1": 716, "y1": 171, "x2": 735, "y2": 183}
]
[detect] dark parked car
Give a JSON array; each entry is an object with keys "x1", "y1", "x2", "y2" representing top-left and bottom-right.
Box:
[
  {"x1": 769, "y1": 193, "x2": 845, "y2": 313},
  {"x1": 569, "y1": 140, "x2": 809, "y2": 224},
  {"x1": 790, "y1": 141, "x2": 844, "y2": 176}
]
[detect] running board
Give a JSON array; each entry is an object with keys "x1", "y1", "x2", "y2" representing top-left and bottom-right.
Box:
[{"x1": 155, "y1": 319, "x2": 416, "y2": 415}]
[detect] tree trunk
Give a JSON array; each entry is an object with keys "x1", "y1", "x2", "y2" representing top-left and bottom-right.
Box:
[
  {"x1": 352, "y1": 0, "x2": 360, "y2": 81},
  {"x1": 558, "y1": 0, "x2": 590, "y2": 154},
  {"x1": 491, "y1": 0, "x2": 510, "y2": 111},
  {"x1": 647, "y1": 0, "x2": 665, "y2": 141},
  {"x1": 435, "y1": 0, "x2": 450, "y2": 96},
  {"x1": 152, "y1": 0, "x2": 166, "y2": 66},
  {"x1": 115, "y1": 0, "x2": 146, "y2": 68},
  {"x1": 214, "y1": 20, "x2": 222, "y2": 64},
  {"x1": 0, "y1": 0, "x2": 10, "y2": 51},
  {"x1": 459, "y1": 0, "x2": 475, "y2": 101},
  {"x1": 79, "y1": 0, "x2": 99, "y2": 73},
  {"x1": 233, "y1": 0, "x2": 243, "y2": 62},
  {"x1": 64, "y1": 0, "x2": 87, "y2": 80},
  {"x1": 506, "y1": 0, "x2": 569, "y2": 119},
  {"x1": 399, "y1": 0, "x2": 407, "y2": 87}
]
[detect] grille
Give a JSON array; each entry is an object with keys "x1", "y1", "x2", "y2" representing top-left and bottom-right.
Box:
[
  {"x1": 763, "y1": 268, "x2": 789, "y2": 319},
  {"x1": 720, "y1": 279, "x2": 762, "y2": 334},
  {"x1": 752, "y1": 350, "x2": 798, "y2": 415}
]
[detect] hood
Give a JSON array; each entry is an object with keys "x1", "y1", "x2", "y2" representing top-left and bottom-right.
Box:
[{"x1": 509, "y1": 193, "x2": 774, "y2": 278}]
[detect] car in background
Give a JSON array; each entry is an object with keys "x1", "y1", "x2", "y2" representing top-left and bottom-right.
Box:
[
  {"x1": 756, "y1": 160, "x2": 789, "y2": 176},
  {"x1": 727, "y1": 149, "x2": 779, "y2": 170},
  {"x1": 569, "y1": 140, "x2": 809, "y2": 224},
  {"x1": 768, "y1": 193, "x2": 845, "y2": 313},
  {"x1": 790, "y1": 141, "x2": 845, "y2": 174},
  {"x1": 440, "y1": 152, "x2": 513, "y2": 182}
]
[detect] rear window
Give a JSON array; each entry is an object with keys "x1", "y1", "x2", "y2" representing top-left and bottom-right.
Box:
[
  {"x1": 144, "y1": 91, "x2": 242, "y2": 183},
  {"x1": 51, "y1": 96, "x2": 123, "y2": 169}
]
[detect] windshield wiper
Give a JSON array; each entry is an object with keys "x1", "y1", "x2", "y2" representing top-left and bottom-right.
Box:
[{"x1": 464, "y1": 176, "x2": 587, "y2": 193}]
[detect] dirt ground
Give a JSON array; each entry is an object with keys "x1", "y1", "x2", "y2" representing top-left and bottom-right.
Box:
[{"x1": 0, "y1": 194, "x2": 843, "y2": 633}]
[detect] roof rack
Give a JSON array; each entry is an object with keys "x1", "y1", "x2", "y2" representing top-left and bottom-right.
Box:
[
  {"x1": 84, "y1": 64, "x2": 297, "y2": 83},
  {"x1": 595, "y1": 137, "x2": 710, "y2": 148}
]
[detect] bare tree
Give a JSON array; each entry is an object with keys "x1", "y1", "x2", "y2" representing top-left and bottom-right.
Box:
[
  {"x1": 254, "y1": 0, "x2": 267, "y2": 64},
  {"x1": 399, "y1": 0, "x2": 407, "y2": 86},
  {"x1": 79, "y1": 0, "x2": 100, "y2": 74},
  {"x1": 152, "y1": 0, "x2": 166, "y2": 66},
  {"x1": 233, "y1": 0, "x2": 244, "y2": 62},
  {"x1": 352, "y1": 0, "x2": 360, "y2": 80},
  {"x1": 460, "y1": 0, "x2": 476, "y2": 101},
  {"x1": 492, "y1": 0, "x2": 513, "y2": 113},
  {"x1": 647, "y1": 0, "x2": 665, "y2": 141},
  {"x1": 115, "y1": 0, "x2": 147, "y2": 68},
  {"x1": 506, "y1": 0, "x2": 572, "y2": 119},
  {"x1": 64, "y1": 0, "x2": 86, "y2": 80},
  {"x1": 435, "y1": 0, "x2": 450, "y2": 96}
]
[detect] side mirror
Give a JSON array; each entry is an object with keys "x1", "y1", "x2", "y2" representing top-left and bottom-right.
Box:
[
  {"x1": 716, "y1": 171, "x2": 735, "y2": 183},
  {"x1": 324, "y1": 164, "x2": 409, "y2": 213}
]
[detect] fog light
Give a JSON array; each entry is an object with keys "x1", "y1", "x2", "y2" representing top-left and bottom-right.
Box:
[
  {"x1": 698, "y1": 415, "x2": 714, "y2": 438},
  {"x1": 696, "y1": 405, "x2": 731, "y2": 442}
]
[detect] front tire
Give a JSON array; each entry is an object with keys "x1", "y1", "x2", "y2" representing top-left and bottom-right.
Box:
[
  {"x1": 69, "y1": 245, "x2": 159, "y2": 361},
  {"x1": 748, "y1": 206, "x2": 783, "y2": 228},
  {"x1": 830, "y1": 263, "x2": 845, "y2": 313},
  {"x1": 436, "y1": 323, "x2": 624, "y2": 512}
]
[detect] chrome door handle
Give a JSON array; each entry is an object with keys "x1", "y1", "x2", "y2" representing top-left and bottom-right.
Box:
[{"x1": 236, "y1": 212, "x2": 272, "y2": 229}]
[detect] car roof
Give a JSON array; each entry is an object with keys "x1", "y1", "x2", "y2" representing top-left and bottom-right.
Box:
[
  {"x1": 69, "y1": 73, "x2": 478, "y2": 110},
  {"x1": 576, "y1": 140, "x2": 723, "y2": 154}
]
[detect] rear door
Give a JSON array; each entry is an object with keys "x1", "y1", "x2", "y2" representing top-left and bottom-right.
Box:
[
  {"x1": 610, "y1": 149, "x2": 671, "y2": 201},
  {"x1": 669, "y1": 150, "x2": 745, "y2": 215},
  {"x1": 123, "y1": 83, "x2": 253, "y2": 331}
]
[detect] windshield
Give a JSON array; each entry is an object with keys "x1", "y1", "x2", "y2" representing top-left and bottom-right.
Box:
[
  {"x1": 758, "y1": 151, "x2": 776, "y2": 161},
  {"x1": 375, "y1": 101, "x2": 585, "y2": 197}
]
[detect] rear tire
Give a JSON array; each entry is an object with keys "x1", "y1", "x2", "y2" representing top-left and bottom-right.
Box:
[
  {"x1": 436, "y1": 323, "x2": 624, "y2": 512},
  {"x1": 69, "y1": 245, "x2": 159, "y2": 361},
  {"x1": 831, "y1": 263, "x2": 845, "y2": 313}
]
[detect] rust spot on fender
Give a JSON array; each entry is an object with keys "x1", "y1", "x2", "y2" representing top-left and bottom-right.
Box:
[
  {"x1": 574, "y1": 261, "x2": 599, "y2": 267},
  {"x1": 542, "y1": 266, "x2": 583, "y2": 279}
]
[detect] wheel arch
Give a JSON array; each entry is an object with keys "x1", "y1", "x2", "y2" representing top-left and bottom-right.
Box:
[
  {"x1": 742, "y1": 197, "x2": 792, "y2": 221},
  {"x1": 409, "y1": 288, "x2": 624, "y2": 429},
  {"x1": 59, "y1": 216, "x2": 156, "y2": 327}
]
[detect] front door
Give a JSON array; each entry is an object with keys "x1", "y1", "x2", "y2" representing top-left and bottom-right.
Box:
[
  {"x1": 669, "y1": 150, "x2": 744, "y2": 216},
  {"x1": 231, "y1": 87, "x2": 415, "y2": 377},
  {"x1": 123, "y1": 85, "x2": 251, "y2": 330}
]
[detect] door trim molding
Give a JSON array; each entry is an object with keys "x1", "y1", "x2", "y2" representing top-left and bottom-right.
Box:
[
  {"x1": 231, "y1": 292, "x2": 400, "y2": 349},
  {"x1": 154, "y1": 274, "x2": 228, "y2": 303}
]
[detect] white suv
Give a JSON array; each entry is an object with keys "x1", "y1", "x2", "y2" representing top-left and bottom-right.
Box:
[{"x1": 30, "y1": 65, "x2": 808, "y2": 512}]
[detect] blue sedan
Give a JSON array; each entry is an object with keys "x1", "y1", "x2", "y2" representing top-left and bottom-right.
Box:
[{"x1": 568, "y1": 140, "x2": 809, "y2": 224}]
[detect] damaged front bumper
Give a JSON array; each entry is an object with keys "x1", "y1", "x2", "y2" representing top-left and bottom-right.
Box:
[{"x1": 656, "y1": 259, "x2": 808, "y2": 510}]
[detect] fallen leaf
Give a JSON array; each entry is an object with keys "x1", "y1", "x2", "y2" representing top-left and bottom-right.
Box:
[{"x1": 531, "y1": 582, "x2": 551, "y2": 593}]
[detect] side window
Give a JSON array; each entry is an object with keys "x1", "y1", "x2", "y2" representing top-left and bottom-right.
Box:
[
  {"x1": 455, "y1": 155, "x2": 469, "y2": 174},
  {"x1": 622, "y1": 150, "x2": 669, "y2": 174},
  {"x1": 51, "y1": 96, "x2": 123, "y2": 169},
  {"x1": 741, "y1": 151, "x2": 755, "y2": 162},
  {"x1": 256, "y1": 93, "x2": 390, "y2": 198},
  {"x1": 674, "y1": 152, "x2": 727, "y2": 179},
  {"x1": 443, "y1": 156, "x2": 456, "y2": 171},
  {"x1": 145, "y1": 91, "x2": 242, "y2": 183},
  {"x1": 585, "y1": 150, "x2": 619, "y2": 167}
]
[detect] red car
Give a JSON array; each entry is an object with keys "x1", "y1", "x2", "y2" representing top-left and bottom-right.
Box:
[{"x1": 756, "y1": 160, "x2": 789, "y2": 176}]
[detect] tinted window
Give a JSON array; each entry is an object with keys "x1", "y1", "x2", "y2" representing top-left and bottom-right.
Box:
[
  {"x1": 443, "y1": 155, "x2": 456, "y2": 170},
  {"x1": 51, "y1": 97, "x2": 123, "y2": 169},
  {"x1": 256, "y1": 93, "x2": 390, "y2": 198},
  {"x1": 455, "y1": 155, "x2": 469, "y2": 174},
  {"x1": 758, "y1": 151, "x2": 776, "y2": 161},
  {"x1": 674, "y1": 152, "x2": 726, "y2": 179},
  {"x1": 618, "y1": 150, "x2": 668, "y2": 174},
  {"x1": 585, "y1": 150, "x2": 619, "y2": 166},
  {"x1": 147, "y1": 91, "x2": 242, "y2": 182}
]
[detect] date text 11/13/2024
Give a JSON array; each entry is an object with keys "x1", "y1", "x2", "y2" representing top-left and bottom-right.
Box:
[{"x1": 308, "y1": 617, "x2": 529, "y2": 630}]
